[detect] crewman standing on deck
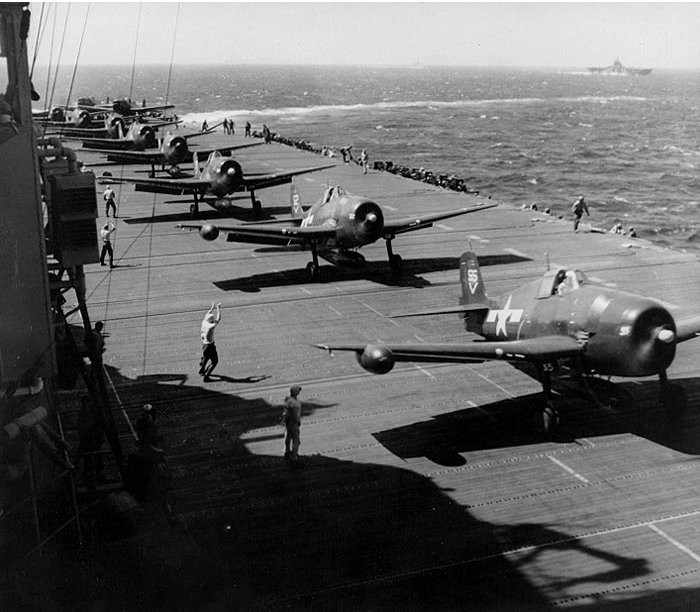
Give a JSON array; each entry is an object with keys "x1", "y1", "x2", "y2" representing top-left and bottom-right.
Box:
[
  {"x1": 199, "y1": 302, "x2": 221, "y2": 382},
  {"x1": 282, "y1": 385, "x2": 303, "y2": 463},
  {"x1": 571, "y1": 195, "x2": 590, "y2": 233}
]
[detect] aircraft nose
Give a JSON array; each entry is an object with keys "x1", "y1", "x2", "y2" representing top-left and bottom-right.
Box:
[
  {"x1": 656, "y1": 327, "x2": 675, "y2": 344},
  {"x1": 227, "y1": 167, "x2": 236, "y2": 177},
  {"x1": 366, "y1": 212, "x2": 377, "y2": 223}
]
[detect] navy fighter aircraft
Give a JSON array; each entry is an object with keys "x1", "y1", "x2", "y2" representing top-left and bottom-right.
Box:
[
  {"x1": 103, "y1": 150, "x2": 333, "y2": 218},
  {"x1": 80, "y1": 121, "x2": 219, "y2": 152},
  {"x1": 317, "y1": 250, "x2": 700, "y2": 435},
  {"x1": 178, "y1": 185, "x2": 496, "y2": 280}
]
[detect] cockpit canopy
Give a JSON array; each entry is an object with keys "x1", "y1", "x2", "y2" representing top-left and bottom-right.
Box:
[{"x1": 537, "y1": 268, "x2": 588, "y2": 299}]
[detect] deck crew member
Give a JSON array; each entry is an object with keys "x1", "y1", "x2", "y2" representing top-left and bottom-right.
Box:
[
  {"x1": 103, "y1": 186, "x2": 117, "y2": 218},
  {"x1": 571, "y1": 195, "x2": 590, "y2": 233},
  {"x1": 199, "y1": 302, "x2": 221, "y2": 382},
  {"x1": 282, "y1": 385, "x2": 303, "y2": 462},
  {"x1": 99, "y1": 222, "x2": 116, "y2": 268}
]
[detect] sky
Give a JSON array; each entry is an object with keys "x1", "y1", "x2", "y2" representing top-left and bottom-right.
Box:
[{"x1": 26, "y1": 2, "x2": 700, "y2": 69}]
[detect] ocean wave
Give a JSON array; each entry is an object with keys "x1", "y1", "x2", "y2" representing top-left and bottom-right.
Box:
[{"x1": 178, "y1": 94, "x2": 648, "y2": 124}]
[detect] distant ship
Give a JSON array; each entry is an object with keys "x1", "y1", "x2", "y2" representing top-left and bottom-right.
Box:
[{"x1": 588, "y1": 58, "x2": 652, "y2": 76}]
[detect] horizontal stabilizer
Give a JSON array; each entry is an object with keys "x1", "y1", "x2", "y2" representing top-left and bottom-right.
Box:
[{"x1": 391, "y1": 303, "x2": 489, "y2": 318}]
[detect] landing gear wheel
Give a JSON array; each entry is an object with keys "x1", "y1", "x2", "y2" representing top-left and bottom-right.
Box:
[
  {"x1": 389, "y1": 254, "x2": 403, "y2": 277},
  {"x1": 306, "y1": 262, "x2": 320, "y2": 281},
  {"x1": 533, "y1": 403, "x2": 559, "y2": 439},
  {"x1": 253, "y1": 199, "x2": 262, "y2": 217},
  {"x1": 189, "y1": 203, "x2": 199, "y2": 219}
]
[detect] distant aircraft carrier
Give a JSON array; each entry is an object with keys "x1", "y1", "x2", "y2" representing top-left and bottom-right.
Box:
[{"x1": 589, "y1": 58, "x2": 652, "y2": 75}]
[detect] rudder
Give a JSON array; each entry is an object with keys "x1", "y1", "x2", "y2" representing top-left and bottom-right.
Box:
[
  {"x1": 290, "y1": 183, "x2": 304, "y2": 219},
  {"x1": 459, "y1": 251, "x2": 488, "y2": 306},
  {"x1": 459, "y1": 251, "x2": 489, "y2": 334}
]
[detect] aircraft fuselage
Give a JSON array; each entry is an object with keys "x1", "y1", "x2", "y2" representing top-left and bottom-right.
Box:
[{"x1": 479, "y1": 277, "x2": 676, "y2": 377}]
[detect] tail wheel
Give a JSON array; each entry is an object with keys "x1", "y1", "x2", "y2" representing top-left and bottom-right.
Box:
[
  {"x1": 253, "y1": 199, "x2": 262, "y2": 216},
  {"x1": 306, "y1": 262, "x2": 320, "y2": 281},
  {"x1": 389, "y1": 254, "x2": 403, "y2": 277},
  {"x1": 189, "y1": 204, "x2": 199, "y2": 219}
]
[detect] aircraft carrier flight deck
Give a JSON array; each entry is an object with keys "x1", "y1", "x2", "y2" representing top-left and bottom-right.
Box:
[{"x1": 17, "y1": 129, "x2": 700, "y2": 611}]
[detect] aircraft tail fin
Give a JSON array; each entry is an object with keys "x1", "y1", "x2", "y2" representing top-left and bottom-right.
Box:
[
  {"x1": 290, "y1": 183, "x2": 304, "y2": 218},
  {"x1": 459, "y1": 251, "x2": 489, "y2": 334}
]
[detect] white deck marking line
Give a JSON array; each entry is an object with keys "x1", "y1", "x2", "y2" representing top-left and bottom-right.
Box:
[
  {"x1": 504, "y1": 247, "x2": 529, "y2": 259},
  {"x1": 436, "y1": 223, "x2": 453, "y2": 231},
  {"x1": 358, "y1": 299, "x2": 399, "y2": 326},
  {"x1": 104, "y1": 368, "x2": 137, "y2": 440},
  {"x1": 410, "y1": 363, "x2": 435, "y2": 379},
  {"x1": 649, "y1": 523, "x2": 700, "y2": 564},
  {"x1": 465, "y1": 366, "x2": 516, "y2": 398},
  {"x1": 468, "y1": 235, "x2": 482, "y2": 241},
  {"x1": 384, "y1": 205, "x2": 397, "y2": 211},
  {"x1": 414, "y1": 334, "x2": 425, "y2": 342},
  {"x1": 546, "y1": 455, "x2": 590, "y2": 483},
  {"x1": 328, "y1": 305, "x2": 342, "y2": 315},
  {"x1": 300, "y1": 287, "x2": 312, "y2": 295}
]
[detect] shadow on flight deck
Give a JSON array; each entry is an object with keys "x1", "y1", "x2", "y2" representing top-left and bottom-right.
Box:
[
  {"x1": 213, "y1": 252, "x2": 531, "y2": 292},
  {"x1": 3, "y1": 364, "x2": 667, "y2": 611},
  {"x1": 373, "y1": 374, "x2": 700, "y2": 466}
]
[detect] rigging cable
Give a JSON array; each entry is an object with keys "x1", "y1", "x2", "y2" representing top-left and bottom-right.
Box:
[
  {"x1": 40, "y1": 2, "x2": 57, "y2": 122},
  {"x1": 28, "y1": 1, "x2": 46, "y2": 80},
  {"x1": 140, "y1": 2, "x2": 181, "y2": 376},
  {"x1": 62, "y1": 3, "x2": 92, "y2": 128},
  {"x1": 128, "y1": 3, "x2": 143, "y2": 102},
  {"x1": 47, "y1": 3, "x2": 71, "y2": 122}
]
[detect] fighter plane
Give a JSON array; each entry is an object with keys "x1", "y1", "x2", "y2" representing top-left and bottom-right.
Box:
[
  {"x1": 178, "y1": 185, "x2": 496, "y2": 280},
  {"x1": 317, "y1": 250, "x2": 700, "y2": 435},
  {"x1": 79, "y1": 121, "x2": 219, "y2": 152},
  {"x1": 93, "y1": 132, "x2": 263, "y2": 178},
  {"x1": 103, "y1": 150, "x2": 334, "y2": 218}
]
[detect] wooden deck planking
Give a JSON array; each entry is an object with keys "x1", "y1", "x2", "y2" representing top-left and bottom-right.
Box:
[{"x1": 55, "y1": 131, "x2": 700, "y2": 609}]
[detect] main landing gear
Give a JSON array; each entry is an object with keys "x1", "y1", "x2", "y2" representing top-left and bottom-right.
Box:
[
  {"x1": 306, "y1": 241, "x2": 321, "y2": 281},
  {"x1": 249, "y1": 190, "x2": 262, "y2": 217},
  {"x1": 385, "y1": 236, "x2": 403, "y2": 277},
  {"x1": 534, "y1": 362, "x2": 560, "y2": 439},
  {"x1": 189, "y1": 192, "x2": 203, "y2": 219}
]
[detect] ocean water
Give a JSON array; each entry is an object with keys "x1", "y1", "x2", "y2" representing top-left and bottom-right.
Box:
[{"x1": 35, "y1": 64, "x2": 700, "y2": 252}]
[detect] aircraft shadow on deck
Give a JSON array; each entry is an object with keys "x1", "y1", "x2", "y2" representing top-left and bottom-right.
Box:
[
  {"x1": 213, "y1": 252, "x2": 531, "y2": 292},
  {"x1": 372, "y1": 374, "x2": 700, "y2": 465},
  {"x1": 123, "y1": 201, "x2": 294, "y2": 225}
]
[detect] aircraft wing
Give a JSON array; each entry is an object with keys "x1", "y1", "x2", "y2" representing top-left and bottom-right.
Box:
[
  {"x1": 102, "y1": 175, "x2": 209, "y2": 194},
  {"x1": 317, "y1": 335, "x2": 583, "y2": 365},
  {"x1": 178, "y1": 222, "x2": 337, "y2": 245},
  {"x1": 101, "y1": 142, "x2": 260, "y2": 165},
  {"x1": 675, "y1": 314, "x2": 700, "y2": 343},
  {"x1": 382, "y1": 203, "x2": 497, "y2": 236},
  {"x1": 241, "y1": 164, "x2": 336, "y2": 190}
]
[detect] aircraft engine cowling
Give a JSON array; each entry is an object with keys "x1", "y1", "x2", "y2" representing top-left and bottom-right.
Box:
[
  {"x1": 199, "y1": 223, "x2": 220, "y2": 241},
  {"x1": 336, "y1": 200, "x2": 384, "y2": 249},
  {"x1": 73, "y1": 109, "x2": 92, "y2": 128},
  {"x1": 112, "y1": 99, "x2": 131, "y2": 115},
  {"x1": 50, "y1": 106, "x2": 65, "y2": 122},
  {"x1": 162, "y1": 136, "x2": 189, "y2": 164},
  {"x1": 133, "y1": 125, "x2": 156, "y2": 150},
  {"x1": 585, "y1": 298, "x2": 676, "y2": 377},
  {"x1": 106, "y1": 116, "x2": 126, "y2": 138},
  {"x1": 356, "y1": 344, "x2": 395, "y2": 374},
  {"x1": 210, "y1": 159, "x2": 243, "y2": 197}
]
